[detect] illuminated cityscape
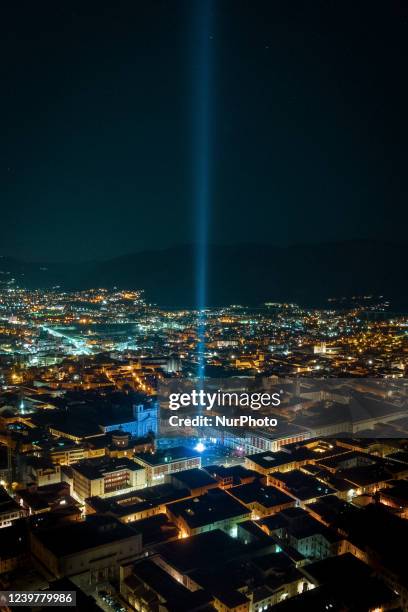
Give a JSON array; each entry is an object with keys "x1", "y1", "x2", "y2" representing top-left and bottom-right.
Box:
[{"x1": 0, "y1": 280, "x2": 407, "y2": 610}]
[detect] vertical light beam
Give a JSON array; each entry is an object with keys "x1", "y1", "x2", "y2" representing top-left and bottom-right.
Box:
[{"x1": 194, "y1": 0, "x2": 213, "y2": 382}]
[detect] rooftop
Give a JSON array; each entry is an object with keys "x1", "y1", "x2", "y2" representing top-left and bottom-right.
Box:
[
  {"x1": 270, "y1": 470, "x2": 335, "y2": 501},
  {"x1": 167, "y1": 489, "x2": 250, "y2": 529},
  {"x1": 72, "y1": 457, "x2": 144, "y2": 480},
  {"x1": 203, "y1": 463, "x2": 259, "y2": 484},
  {"x1": 128, "y1": 559, "x2": 213, "y2": 612},
  {"x1": 228, "y1": 482, "x2": 294, "y2": 509},
  {"x1": 135, "y1": 446, "x2": 200, "y2": 466},
  {"x1": 156, "y1": 529, "x2": 245, "y2": 573},
  {"x1": 86, "y1": 483, "x2": 190, "y2": 517},
  {"x1": 32, "y1": 515, "x2": 139, "y2": 557},
  {"x1": 170, "y1": 468, "x2": 218, "y2": 490},
  {"x1": 306, "y1": 495, "x2": 359, "y2": 525},
  {"x1": 127, "y1": 513, "x2": 179, "y2": 546},
  {"x1": 246, "y1": 448, "x2": 315, "y2": 470}
]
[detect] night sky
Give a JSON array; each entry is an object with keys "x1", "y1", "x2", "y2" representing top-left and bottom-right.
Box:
[{"x1": 1, "y1": 0, "x2": 407, "y2": 262}]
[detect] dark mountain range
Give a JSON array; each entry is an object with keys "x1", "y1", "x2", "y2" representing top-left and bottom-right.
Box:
[{"x1": 0, "y1": 241, "x2": 406, "y2": 310}]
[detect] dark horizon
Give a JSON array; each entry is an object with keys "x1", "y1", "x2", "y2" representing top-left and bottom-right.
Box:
[
  {"x1": 0, "y1": 236, "x2": 407, "y2": 266},
  {"x1": 1, "y1": 240, "x2": 407, "y2": 310}
]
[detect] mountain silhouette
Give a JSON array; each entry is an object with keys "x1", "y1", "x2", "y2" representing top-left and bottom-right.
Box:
[{"x1": 0, "y1": 240, "x2": 406, "y2": 309}]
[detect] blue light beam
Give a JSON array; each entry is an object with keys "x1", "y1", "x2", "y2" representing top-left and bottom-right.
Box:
[{"x1": 193, "y1": 0, "x2": 213, "y2": 382}]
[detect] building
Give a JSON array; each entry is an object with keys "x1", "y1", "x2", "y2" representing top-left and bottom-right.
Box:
[
  {"x1": 100, "y1": 398, "x2": 158, "y2": 438},
  {"x1": 30, "y1": 515, "x2": 142, "y2": 586},
  {"x1": 335, "y1": 503, "x2": 408, "y2": 607},
  {"x1": 378, "y1": 479, "x2": 408, "y2": 517},
  {"x1": 245, "y1": 449, "x2": 315, "y2": 477},
  {"x1": 214, "y1": 426, "x2": 310, "y2": 455},
  {"x1": 289, "y1": 553, "x2": 399, "y2": 611},
  {"x1": 85, "y1": 482, "x2": 190, "y2": 524},
  {"x1": 268, "y1": 470, "x2": 335, "y2": 506},
  {"x1": 260, "y1": 507, "x2": 341, "y2": 561},
  {"x1": 203, "y1": 464, "x2": 258, "y2": 488},
  {"x1": 227, "y1": 482, "x2": 295, "y2": 519},
  {"x1": 169, "y1": 468, "x2": 218, "y2": 497},
  {"x1": 72, "y1": 457, "x2": 146, "y2": 502},
  {"x1": 0, "y1": 486, "x2": 25, "y2": 528},
  {"x1": 166, "y1": 489, "x2": 251, "y2": 538},
  {"x1": 245, "y1": 441, "x2": 346, "y2": 477},
  {"x1": 154, "y1": 529, "x2": 246, "y2": 591},
  {"x1": 134, "y1": 446, "x2": 201, "y2": 485},
  {"x1": 16, "y1": 482, "x2": 80, "y2": 520},
  {"x1": 46, "y1": 440, "x2": 89, "y2": 466},
  {"x1": 120, "y1": 559, "x2": 214, "y2": 612},
  {"x1": 106, "y1": 431, "x2": 155, "y2": 458},
  {"x1": 23, "y1": 458, "x2": 62, "y2": 487}
]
